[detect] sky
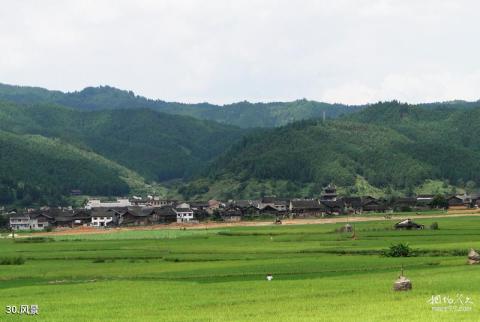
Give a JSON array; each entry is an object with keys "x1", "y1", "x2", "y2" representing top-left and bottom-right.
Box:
[{"x1": 1, "y1": 0, "x2": 480, "y2": 105}]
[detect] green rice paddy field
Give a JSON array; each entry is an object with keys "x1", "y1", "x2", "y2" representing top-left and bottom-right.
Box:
[{"x1": 1, "y1": 216, "x2": 480, "y2": 321}]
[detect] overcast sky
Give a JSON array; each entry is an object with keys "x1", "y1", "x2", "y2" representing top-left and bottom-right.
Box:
[{"x1": 1, "y1": 0, "x2": 479, "y2": 105}]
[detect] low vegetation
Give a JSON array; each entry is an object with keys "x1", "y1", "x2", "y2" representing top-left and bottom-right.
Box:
[
  {"x1": 0, "y1": 256, "x2": 25, "y2": 265},
  {"x1": 384, "y1": 243, "x2": 413, "y2": 257}
]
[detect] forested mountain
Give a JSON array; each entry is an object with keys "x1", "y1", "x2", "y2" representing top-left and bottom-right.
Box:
[
  {"x1": 0, "y1": 100, "x2": 246, "y2": 205},
  {"x1": 183, "y1": 101, "x2": 480, "y2": 199},
  {"x1": 0, "y1": 83, "x2": 362, "y2": 128},
  {"x1": 0, "y1": 131, "x2": 133, "y2": 206},
  {"x1": 0, "y1": 101, "x2": 244, "y2": 181},
  {"x1": 3, "y1": 82, "x2": 480, "y2": 204}
]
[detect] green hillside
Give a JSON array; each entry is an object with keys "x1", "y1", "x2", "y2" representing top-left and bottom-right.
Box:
[
  {"x1": 3, "y1": 83, "x2": 480, "y2": 203},
  {"x1": 0, "y1": 101, "x2": 245, "y2": 181},
  {"x1": 0, "y1": 131, "x2": 134, "y2": 206},
  {"x1": 182, "y1": 102, "x2": 480, "y2": 199}
]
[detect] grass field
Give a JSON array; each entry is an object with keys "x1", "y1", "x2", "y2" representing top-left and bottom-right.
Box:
[{"x1": 1, "y1": 216, "x2": 480, "y2": 321}]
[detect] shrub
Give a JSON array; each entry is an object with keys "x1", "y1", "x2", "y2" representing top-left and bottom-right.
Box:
[
  {"x1": 0, "y1": 256, "x2": 26, "y2": 265},
  {"x1": 92, "y1": 257, "x2": 106, "y2": 263},
  {"x1": 14, "y1": 237, "x2": 54, "y2": 243},
  {"x1": 384, "y1": 243, "x2": 412, "y2": 257},
  {"x1": 430, "y1": 222, "x2": 439, "y2": 230}
]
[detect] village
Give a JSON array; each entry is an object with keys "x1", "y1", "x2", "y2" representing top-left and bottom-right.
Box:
[{"x1": 4, "y1": 186, "x2": 480, "y2": 231}]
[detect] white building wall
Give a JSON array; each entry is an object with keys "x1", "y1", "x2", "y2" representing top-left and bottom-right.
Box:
[{"x1": 85, "y1": 198, "x2": 131, "y2": 210}]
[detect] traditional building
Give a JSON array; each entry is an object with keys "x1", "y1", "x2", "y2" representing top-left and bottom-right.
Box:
[
  {"x1": 150, "y1": 207, "x2": 178, "y2": 224},
  {"x1": 9, "y1": 213, "x2": 53, "y2": 230},
  {"x1": 289, "y1": 199, "x2": 325, "y2": 217},
  {"x1": 320, "y1": 185, "x2": 337, "y2": 201}
]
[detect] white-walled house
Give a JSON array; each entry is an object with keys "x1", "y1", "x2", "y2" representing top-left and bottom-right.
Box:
[
  {"x1": 85, "y1": 198, "x2": 131, "y2": 210},
  {"x1": 173, "y1": 207, "x2": 194, "y2": 223},
  {"x1": 9, "y1": 213, "x2": 52, "y2": 230},
  {"x1": 90, "y1": 210, "x2": 118, "y2": 227}
]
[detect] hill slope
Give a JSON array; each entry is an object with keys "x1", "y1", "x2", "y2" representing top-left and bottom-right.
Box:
[
  {"x1": 184, "y1": 102, "x2": 480, "y2": 199},
  {"x1": 0, "y1": 101, "x2": 245, "y2": 182},
  {"x1": 0, "y1": 131, "x2": 137, "y2": 205}
]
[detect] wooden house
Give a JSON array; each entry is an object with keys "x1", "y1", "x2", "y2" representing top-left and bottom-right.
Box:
[
  {"x1": 289, "y1": 199, "x2": 326, "y2": 217},
  {"x1": 150, "y1": 207, "x2": 177, "y2": 224}
]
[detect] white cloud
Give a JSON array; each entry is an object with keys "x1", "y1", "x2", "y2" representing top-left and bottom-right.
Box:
[{"x1": 0, "y1": 0, "x2": 479, "y2": 104}]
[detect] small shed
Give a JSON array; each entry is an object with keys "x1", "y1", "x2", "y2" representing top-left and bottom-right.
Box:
[{"x1": 394, "y1": 219, "x2": 424, "y2": 230}]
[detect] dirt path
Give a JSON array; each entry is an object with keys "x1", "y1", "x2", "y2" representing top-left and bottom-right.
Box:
[{"x1": 19, "y1": 212, "x2": 480, "y2": 238}]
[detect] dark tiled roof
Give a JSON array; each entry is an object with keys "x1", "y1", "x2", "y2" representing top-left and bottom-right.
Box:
[
  {"x1": 175, "y1": 208, "x2": 192, "y2": 212},
  {"x1": 321, "y1": 200, "x2": 345, "y2": 208},
  {"x1": 290, "y1": 199, "x2": 323, "y2": 209},
  {"x1": 234, "y1": 200, "x2": 252, "y2": 208}
]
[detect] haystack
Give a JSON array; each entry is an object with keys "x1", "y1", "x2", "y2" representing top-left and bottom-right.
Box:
[
  {"x1": 343, "y1": 224, "x2": 353, "y2": 233},
  {"x1": 468, "y1": 248, "x2": 480, "y2": 265},
  {"x1": 393, "y1": 275, "x2": 412, "y2": 291}
]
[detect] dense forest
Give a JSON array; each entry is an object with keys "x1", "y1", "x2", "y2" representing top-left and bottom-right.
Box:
[
  {"x1": 182, "y1": 101, "x2": 480, "y2": 199},
  {"x1": 1, "y1": 83, "x2": 480, "y2": 204},
  {"x1": 0, "y1": 131, "x2": 132, "y2": 206},
  {"x1": 0, "y1": 100, "x2": 245, "y2": 205},
  {"x1": 0, "y1": 101, "x2": 245, "y2": 181}
]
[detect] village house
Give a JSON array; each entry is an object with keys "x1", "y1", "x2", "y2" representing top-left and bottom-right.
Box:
[
  {"x1": 341, "y1": 197, "x2": 363, "y2": 214},
  {"x1": 53, "y1": 210, "x2": 91, "y2": 228},
  {"x1": 85, "y1": 198, "x2": 131, "y2": 210},
  {"x1": 361, "y1": 197, "x2": 387, "y2": 213},
  {"x1": 130, "y1": 196, "x2": 176, "y2": 207},
  {"x1": 206, "y1": 199, "x2": 222, "y2": 214},
  {"x1": 173, "y1": 205, "x2": 194, "y2": 223},
  {"x1": 289, "y1": 199, "x2": 325, "y2": 217},
  {"x1": 118, "y1": 208, "x2": 152, "y2": 226},
  {"x1": 150, "y1": 207, "x2": 177, "y2": 224},
  {"x1": 232, "y1": 200, "x2": 260, "y2": 216},
  {"x1": 259, "y1": 204, "x2": 285, "y2": 216},
  {"x1": 259, "y1": 197, "x2": 289, "y2": 212},
  {"x1": 91, "y1": 209, "x2": 121, "y2": 227},
  {"x1": 9, "y1": 212, "x2": 53, "y2": 230},
  {"x1": 220, "y1": 206, "x2": 243, "y2": 222},
  {"x1": 393, "y1": 197, "x2": 418, "y2": 211},
  {"x1": 190, "y1": 201, "x2": 209, "y2": 211},
  {"x1": 447, "y1": 195, "x2": 467, "y2": 209}
]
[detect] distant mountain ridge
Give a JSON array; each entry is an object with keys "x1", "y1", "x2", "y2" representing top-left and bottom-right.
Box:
[
  {"x1": 0, "y1": 83, "x2": 363, "y2": 128},
  {"x1": 2, "y1": 83, "x2": 479, "y2": 129}
]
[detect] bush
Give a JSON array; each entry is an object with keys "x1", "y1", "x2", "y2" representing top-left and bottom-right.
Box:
[
  {"x1": 92, "y1": 257, "x2": 106, "y2": 263},
  {"x1": 384, "y1": 243, "x2": 412, "y2": 257},
  {"x1": 14, "y1": 237, "x2": 54, "y2": 243},
  {"x1": 0, "y1": 256, "x2": 26, "y2": 265},
  {"x1": 430, "y1": 222, "x2": 439, "y2": 230}
]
